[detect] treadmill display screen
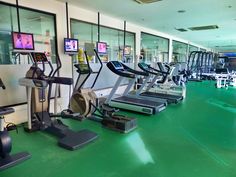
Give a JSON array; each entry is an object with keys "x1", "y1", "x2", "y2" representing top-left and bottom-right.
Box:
[{"x1": 111, "y1": 61, "x2": 123, "y2": 70}]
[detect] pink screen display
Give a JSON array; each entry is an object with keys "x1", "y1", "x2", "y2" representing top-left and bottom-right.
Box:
[
  {"x1": 13, "y1": 32, "x2": 34, "y2": 50},
  {"x1": 97, "y1": 42, "x2": 107, "y2": 53}
]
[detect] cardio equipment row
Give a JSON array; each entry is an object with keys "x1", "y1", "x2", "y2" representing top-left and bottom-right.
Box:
[{"x1": 0, "y1": 37, "x2": 186, "y2": 171}]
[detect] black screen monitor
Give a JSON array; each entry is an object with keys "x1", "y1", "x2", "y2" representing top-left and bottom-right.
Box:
[
  {"x1": 12, "y1": 32, "x2": 35, "y2": 50},
  {"x1": 97, "y1": 42, "x2": 107, "y2": 54},
  {"x1": 64, "y1": 38, "x2": 79, "y2": 54},
  {"x1": 31, "y1": 52, "x2": 48, "y2": 63}
]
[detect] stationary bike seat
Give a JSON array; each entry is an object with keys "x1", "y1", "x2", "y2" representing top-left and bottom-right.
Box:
[{"x1": 0, "y1": 107, "x2": 14, "y2": 116}]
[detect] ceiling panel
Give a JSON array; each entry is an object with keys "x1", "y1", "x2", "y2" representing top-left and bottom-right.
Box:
[{"x1": 57, "y1": 0, "x2": 236, "y2": 52}]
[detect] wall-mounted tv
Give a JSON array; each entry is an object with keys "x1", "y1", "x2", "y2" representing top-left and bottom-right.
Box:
[
  {"x1": 124, "y1": 45, "x2": 131, "y2": 55},
  {"x1": 64, "y1": 38, "x2": 79, "y2": 54},
  {"x1": 97, "y1": 42, "x2": 107, "y2": 54},
  {"x1": 12, "y1": 32, "x2": 34, "y2": 50}
]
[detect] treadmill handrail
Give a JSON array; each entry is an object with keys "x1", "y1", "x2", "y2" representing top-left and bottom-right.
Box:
[
  {"x1": 138, "y1": 63, "x2": 159, "y2": 75},
  {"x1": 121, "y1": 63, "x2": 149, "y2": 77},
  {"x1": 156, "y1": 62, "x2": 170, "y2": 75}
]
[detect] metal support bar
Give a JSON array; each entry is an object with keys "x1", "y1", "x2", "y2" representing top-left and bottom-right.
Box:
[
  {"x1": 136, "y1": 75, "x2": 151, "y2": 95},
  {"x1": 16, "y1": 0, "x2": 21, "y2": 32},
  {"x1": 98, "y1": 12, "x2": 100, "y2": 42},
  {"x1": 66, "y1": 2, "x2": 69, "y2": 38},
  {"x1": 105, "y1": 77, "x2": 123, "y2": 104},
  {"x1": 123, "y1": 78, "x2": 135, "y2": 96}
]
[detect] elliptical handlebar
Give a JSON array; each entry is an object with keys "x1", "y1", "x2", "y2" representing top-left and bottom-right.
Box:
[
  {"x1": 51, "y1": 54, "x2": 62, "y2": 78},
  {"x1": 84, "y1": 49, "x2": 103, "y2": 89}
]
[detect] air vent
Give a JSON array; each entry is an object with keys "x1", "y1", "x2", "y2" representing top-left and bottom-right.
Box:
[
  {"x1": 134, "y1": 0, "x2": 162, "y2": 4},
  {"x1": 175, "y1": 28, "x2": 188, "y2": 32},
  {"x1": 189, "y1": 25, "x2": 219, "y2": 31},
  {"x1": 215, "y1": 45, "x2": 236, "y2": 48}
]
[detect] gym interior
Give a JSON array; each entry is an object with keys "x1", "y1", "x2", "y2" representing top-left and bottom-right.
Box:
[{"x1": 0, "y1": 0, "x2": 236, "y2": 177}]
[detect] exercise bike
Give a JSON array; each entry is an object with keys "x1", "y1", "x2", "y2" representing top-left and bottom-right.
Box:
[
  {"x1": 68, "y1": 46, "x2": 137, "y2": 133},
  {"x1": 0, "y1": 78, "x2": 31, "y2": 171}
]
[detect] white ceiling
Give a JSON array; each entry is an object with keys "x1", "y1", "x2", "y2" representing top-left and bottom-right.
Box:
[{"x1": 57, "y1": 0, "x2": 236, "y2": 52}]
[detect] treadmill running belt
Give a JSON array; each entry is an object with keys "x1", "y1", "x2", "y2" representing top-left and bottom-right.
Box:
[
  {"x1": 140, "y1": 92, "x2": 183, "y2": 104},
  {"x1": 114, "y1": 96, "x2": 165, "y2": 107}
]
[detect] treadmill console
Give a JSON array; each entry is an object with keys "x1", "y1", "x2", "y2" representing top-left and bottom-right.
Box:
[
  {"x1": 139, "y1": 63, "x2": 149, "y2": 69},
  {"x1": 110, "y1": 61, "x2": 124, "y2": 70},
  {"x1": 31, "y1": 52, "x2": 48, "y2": 63}
]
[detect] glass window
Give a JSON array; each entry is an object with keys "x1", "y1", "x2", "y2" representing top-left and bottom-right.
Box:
[
  {"x1": 200, "y1": 48, "x2": 207, "y2": 52},
  {"x1": 172, "y1": 41, "x2": 188, "y2": 62},
  {"x1": 0, "y1": 4, "x2": 18, "y2": 64},
  {"x1": 141, "y1": 32, "x2": 169, "y2": 63},
  {"x1": 189, "y1": 45, "x2": 198, "y2": 54},
  {"x1": 70, "y1": 19, "x2": 135, "y2": 63},
  {"x1": 19, "y1": 8, "x2": 57, "y2": 63},
  {"x1": 0, "y1": 3, "x2": 57, "y2": 64},
  {"x1": 0, "y1": 2, "x2": 57, "y2": 107}
]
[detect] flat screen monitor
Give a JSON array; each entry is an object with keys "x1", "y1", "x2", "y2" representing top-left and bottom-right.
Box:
[
  {"x1": 97, "y1": 42, "x2": 107, "y2": 54},
  {"x1": 124, "y1": 45, "x2": 131, "y2": 55},
  {"x1": 64, "y1": 38, "x2": 79, "y2": 54},
  {"x1": 12, "y1": 32, "x2": 34, "y2": 50}
]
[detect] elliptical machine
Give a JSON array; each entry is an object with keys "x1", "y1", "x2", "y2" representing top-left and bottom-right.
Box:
[
  {"x1": 19, "y1": 52, "x2": 98, "y2": 150},
  {"x1": 0, "y1": 78, "x2": 31, "y2": 171},
  {"x1": 68, "y1": 45, "x2": 137, "y2": 133}
]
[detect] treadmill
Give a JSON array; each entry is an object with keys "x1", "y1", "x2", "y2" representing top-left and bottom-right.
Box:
[
  {"x1": 105, "y1": 61, "x2": 166, "y2": 115},
  {"x1": 137, "y1": 62, "x2": 183, "y2": 104}
]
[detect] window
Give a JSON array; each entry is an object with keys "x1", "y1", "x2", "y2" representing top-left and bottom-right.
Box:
[
  {"x1": 200, "y1": 48, "x2": 207, "y2": 52},
  {"x1": 0, "y1": 2, "x2": 57, "y2": 107},
  {"x1": 172, "y1": 41, "x2": 188, "y2": 62},
  {"x1": 0, "y1": 3, "x2": 57, "y2": 64},
  {"x1": 141, "y1": 32, "x2": 169, "y2": 63},
  {"x1": 19, "y1": 8, "x2": 57, "y2": 63},
  {"x1": 70, "y1": 19, "x2": 135, "y2": 63},
  {"x1": 0, "y1": 4, "x2": 18, "y2": 64},
  {"x1": 189, "y1": 45, "x2": 198, "y2": 54}
]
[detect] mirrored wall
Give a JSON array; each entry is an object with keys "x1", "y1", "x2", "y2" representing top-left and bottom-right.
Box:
[
  {"x1": 0, "y1": 2, "x2": 57, "y2": 106},
  {"x1": 172, "y1": 40, "x2": 188, "y2": 62},
  {"x1": 0, "y1": 3, "x2": 57, "y2": 64},
  {"x1": 189, "y1": 45, "x2": 199, "y2": 54},
  {"x1": 70, "y1": 19, "x2": 135, "y2": 63},
  {"x1": 140, "y1": 32, "x2": 169, "y2": 63}
]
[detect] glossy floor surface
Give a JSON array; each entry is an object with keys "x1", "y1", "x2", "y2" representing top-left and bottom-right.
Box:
[{"x1": 1, "y1": 81, "x2": 236, "y2": 177}]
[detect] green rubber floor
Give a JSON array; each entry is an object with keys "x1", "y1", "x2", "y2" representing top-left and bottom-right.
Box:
[{"x1": 1, "y1": 81, "x2": 236, "y2": 177}]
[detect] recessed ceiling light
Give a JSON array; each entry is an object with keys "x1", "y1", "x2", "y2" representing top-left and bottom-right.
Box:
[
  {"x1": 178, "y1": 10, "x2": 186, "y2": 13},
  {"x1": 134, "y1": 0, "x2": 162, "y2": 4}
]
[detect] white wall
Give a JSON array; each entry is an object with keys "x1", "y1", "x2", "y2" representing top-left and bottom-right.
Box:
[{"x1": 0, "y1": 0, "x2": 210, "y2": 125}]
